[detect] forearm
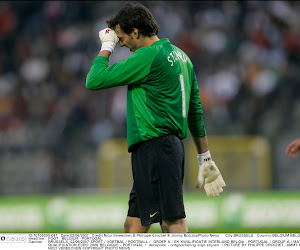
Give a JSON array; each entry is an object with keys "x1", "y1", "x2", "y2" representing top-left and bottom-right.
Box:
[
  {"x1": 98, "y1": 50, "x2": 111, "y2": 58},
  {"x1": 86, "y1": 51, "x2": 110, "y2": 89},
  {"x1": 85, "y1": 27, "x2": 119, "y2": 90},
  {"x1": 85, "y1": 56, "x2": 109, "y2": 90},
  {"x1": 192, "y1": 135, "x2": 209, "y2": 154}
]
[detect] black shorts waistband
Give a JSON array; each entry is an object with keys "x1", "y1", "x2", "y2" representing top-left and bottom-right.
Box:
[{"x1": 130, "y1": 134, "x2": 180, "y2": 152}]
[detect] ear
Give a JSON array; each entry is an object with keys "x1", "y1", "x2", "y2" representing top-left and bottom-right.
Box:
[{"x1": 131, "y1": 28, "x2": 140, "y2": 39}]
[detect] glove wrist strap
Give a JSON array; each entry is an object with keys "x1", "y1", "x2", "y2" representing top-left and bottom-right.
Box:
[
  {"x1": 197, "y1": 150, "x2": 210, "y2": 157},
  {"x1": 197, "y1": 150, "x2": 212, "y2": 166},
  {"x1": 100, "y1": 47, "x2": 113, "y2": 53}
]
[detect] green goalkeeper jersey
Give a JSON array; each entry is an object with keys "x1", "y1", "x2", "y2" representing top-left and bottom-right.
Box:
[{"x1": 86, "y1": 38, "x2": 206, "y2": 151}]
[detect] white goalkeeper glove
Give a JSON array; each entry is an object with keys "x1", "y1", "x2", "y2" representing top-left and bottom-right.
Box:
[
  {"x1": 195, "y1": 150, "x2": 226, "y2": 198},
  {"x1": 99, "y1": 28, "x2": 119, "y2": 53}
]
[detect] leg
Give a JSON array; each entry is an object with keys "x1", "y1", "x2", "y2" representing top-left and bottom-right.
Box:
[
  {"x1": 124, "y1": 216, "x2": 151, "y2": 233},
  {"x1": 157, "y1": 136, "x2": 187, "y2": 233},
  {"x1": 160, "y1": 218, "x2": 188, "y2": 233}
]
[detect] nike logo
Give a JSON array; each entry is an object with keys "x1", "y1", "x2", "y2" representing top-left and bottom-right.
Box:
[{"x1": 150, "y1": 211, "x2": 158, "y2": 218}]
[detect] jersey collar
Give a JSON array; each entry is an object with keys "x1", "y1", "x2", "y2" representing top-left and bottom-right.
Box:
[{"x1": 151, "y1": 38, "x2": 170, "y2": 46}]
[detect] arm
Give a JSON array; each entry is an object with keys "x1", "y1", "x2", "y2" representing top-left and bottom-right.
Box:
[
  {"x1": 99, "y1": 50, "x2": 111, "y2": 58},
  {"x1": 189, "y1": 70, "x2": 226, "y2": 197},
  {"x1": 86, "y1": 48, "x2": 153, "y2": 90},
  {"x1": 188, "y1": 70, "x2": 206, "y2": 138},
  {"x1": 286, "y1": 138, "x2": 300, "y2": 158},
  {"x1": 192, "y1": 135, "x2": 209, "y2": 154},
  {"x1": 86, "y1": 28, "x2": 153, "y2": 90}
]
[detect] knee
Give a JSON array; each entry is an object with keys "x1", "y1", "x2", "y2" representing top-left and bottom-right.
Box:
[
  {"x1": 161, "y1": 218, "x2": 188, "y2": 233},
  {"x1": 124, "y1": 217, "x2": 150, "y2": 233},
  {"x1": 160, "y1": 222, "x2": 170, "y2": 233},
  {"x1": 161, "y1": 218, "x2": 174, "y2": 233}
]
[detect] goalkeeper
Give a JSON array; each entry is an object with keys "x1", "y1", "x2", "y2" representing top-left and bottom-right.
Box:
[{"x1": 86, "y1": 2, "x2": 225, "y2": 233}]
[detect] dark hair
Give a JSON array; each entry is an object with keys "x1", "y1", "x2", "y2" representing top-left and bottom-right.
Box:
[{"x1": 106, "y1": 2, "x2": 159, "y2": 37}]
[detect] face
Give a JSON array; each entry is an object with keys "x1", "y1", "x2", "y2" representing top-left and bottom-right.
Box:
[{"x1": 114, "y1": 25, "x2": 140, "y2": 52}]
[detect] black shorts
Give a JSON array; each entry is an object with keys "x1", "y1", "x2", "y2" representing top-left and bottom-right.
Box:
[{"x1": 127, "y1": 134, "x2": 186, "y2": 226}]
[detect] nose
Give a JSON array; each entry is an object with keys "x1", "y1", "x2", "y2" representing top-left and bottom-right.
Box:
[{"x1": 119, "y1": 40, "x2": 124, "y2": 47}]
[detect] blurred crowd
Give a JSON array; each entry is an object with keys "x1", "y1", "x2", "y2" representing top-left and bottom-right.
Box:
[{"x1": 0, "y1": 1, "x2": 300, "y2": 191}]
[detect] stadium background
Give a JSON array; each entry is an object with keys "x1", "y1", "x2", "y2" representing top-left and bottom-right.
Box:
[{"x1": 0, "y1": 1, "x2": 300, "y2": 233}]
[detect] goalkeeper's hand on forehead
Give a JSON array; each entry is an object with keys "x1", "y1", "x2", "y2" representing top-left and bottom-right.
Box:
[
  {"x1": 99, "y1": 28, "x2": 119, "y2": 53},
  {"x1": 195, "y1": 151, "x2": 226, "y2": 198}
]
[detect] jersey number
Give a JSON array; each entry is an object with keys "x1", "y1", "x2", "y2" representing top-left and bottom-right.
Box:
[{"x1": 179, "y1": 74, "x2": 186, "y2": 118}]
